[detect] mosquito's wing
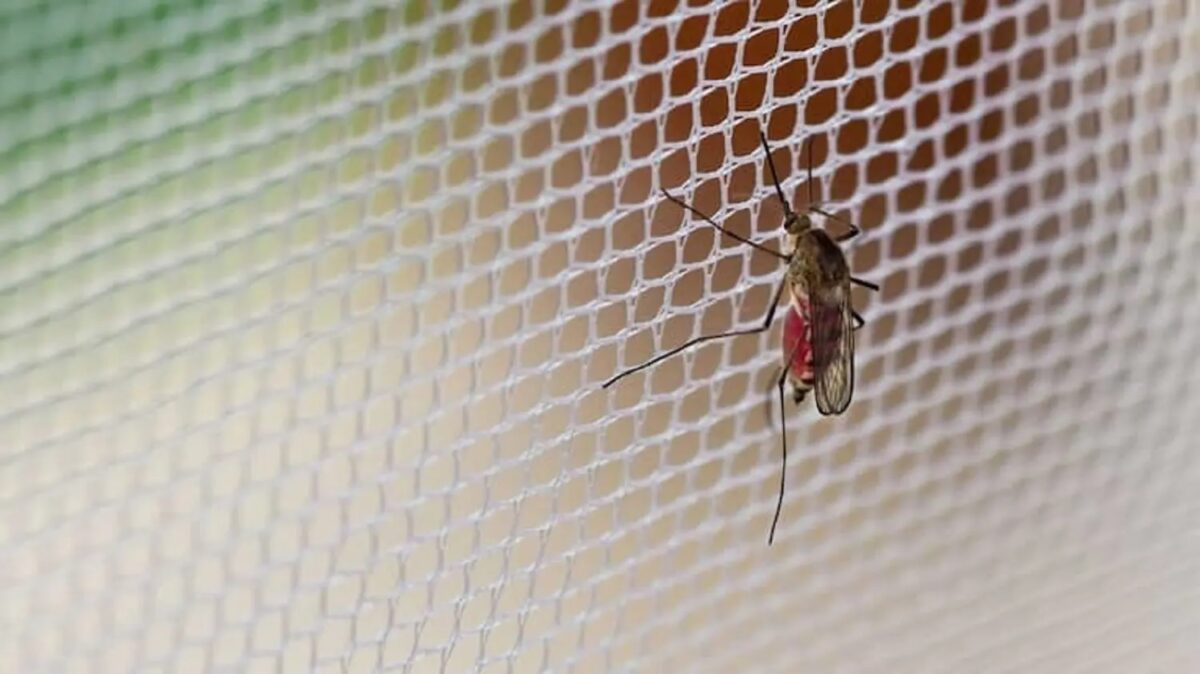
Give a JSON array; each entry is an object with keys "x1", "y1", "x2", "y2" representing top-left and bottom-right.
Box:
[{"x1": 810, "y1": 283, "x2": 854, "y2": 415}]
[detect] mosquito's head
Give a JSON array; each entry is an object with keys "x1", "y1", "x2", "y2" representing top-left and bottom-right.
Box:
[{"x1": 784, "y1": 212, "x2": 812, "y2": 235}]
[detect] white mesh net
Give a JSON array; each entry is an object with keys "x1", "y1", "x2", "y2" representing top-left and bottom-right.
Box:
[{"x1": 4, "y1": 0, "x2": 1200, "y2": 672}]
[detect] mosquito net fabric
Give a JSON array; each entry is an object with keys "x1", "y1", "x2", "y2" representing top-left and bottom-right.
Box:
[{"x1": 3, "y1": 1, "x2": 1200, "y2": 672}]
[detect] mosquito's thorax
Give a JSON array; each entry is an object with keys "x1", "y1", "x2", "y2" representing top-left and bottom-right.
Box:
[{"x1": 786, "y1": 226, "x2": 850, "y2": 300}]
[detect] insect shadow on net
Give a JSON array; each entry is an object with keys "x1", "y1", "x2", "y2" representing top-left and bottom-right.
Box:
[{"x1": 602, "y1": 131, "x2": 879, "y2": 545}]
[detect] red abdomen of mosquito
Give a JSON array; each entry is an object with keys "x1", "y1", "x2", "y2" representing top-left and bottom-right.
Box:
[{"x1": 782, "y1": 304, "x2": 814, "y2": 386}]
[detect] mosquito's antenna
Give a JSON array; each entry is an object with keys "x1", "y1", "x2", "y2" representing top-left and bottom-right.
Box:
[
  {"x1": 759, "y1": 131, "x2": 793, "y2": 216},
  {"x1": 805, "y1": 136, "x2": 814, "y2": 205},
  {"x1": 769, "y1": 338, "x2": 803, "y2": 545},
  {"x1": 604, "y1": 278, "x2": 789, "y2": 390}
]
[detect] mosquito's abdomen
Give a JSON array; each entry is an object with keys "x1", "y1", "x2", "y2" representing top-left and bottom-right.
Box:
[{"x1": 782, "y1": 304, "x2": 814, "y2": 385}]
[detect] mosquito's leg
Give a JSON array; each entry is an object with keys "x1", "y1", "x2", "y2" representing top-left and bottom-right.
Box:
[
  {"x1": 758, "y1": 276, "x2": 788, "y2": 330},
  {"x1": 852, "y1": 309, "x2": 865, "y2": 331},
  {"x1": 809, "y1": 205, "x2": 862, "y2": 242},
  {"x1": 834, "y1": 225, "x2": 862, "y2": 243},
  {"x1": 769, "y1": 338, "x2": 803, "y2": 546},
  {"x1": 602, "y1": 278, "x2": 789, "y2": 389},
  {"x1": 660, "y1": 189, "x2": 788, "y2": 262},
  {"x1": 763, "y1": 365, "x2": 784, "y2": 426},
  {"x1": 850, "y1": 277, "x2": 879, "y2": 292}
]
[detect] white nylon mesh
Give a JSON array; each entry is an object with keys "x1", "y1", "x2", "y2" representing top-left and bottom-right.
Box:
[{"x1": 3, "y1": 1, "x2": 1200, "y2": 672}]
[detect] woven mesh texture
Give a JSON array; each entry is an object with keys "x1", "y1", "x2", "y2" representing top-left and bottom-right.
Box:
[{"x1": 3, "y1": 1, "x2": 1200, "y2": 672}]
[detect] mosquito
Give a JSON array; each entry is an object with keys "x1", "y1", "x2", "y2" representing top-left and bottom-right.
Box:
[{"x1": 602, "y1": 131, "x2": 879, "y2": 545}]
